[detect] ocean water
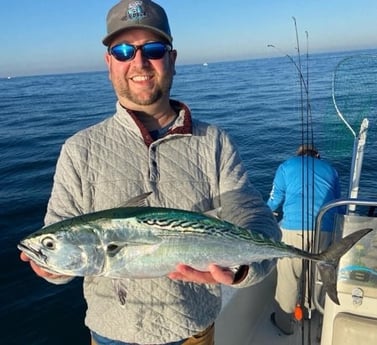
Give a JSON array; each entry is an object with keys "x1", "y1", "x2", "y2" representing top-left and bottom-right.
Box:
[{"x1": 1, "y1": 49, "x2": 377, "y2": 344}]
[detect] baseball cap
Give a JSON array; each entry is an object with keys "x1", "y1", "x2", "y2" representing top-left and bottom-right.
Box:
[{"x1": 103, "y1": 0, "x2": 172, "y2": 46}]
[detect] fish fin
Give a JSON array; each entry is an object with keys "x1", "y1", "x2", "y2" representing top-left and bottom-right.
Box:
[
  {"x1": 112, "y1": 279, "x2": 128, "y2": 306},
  {"x1": 317, "y1": 262, "x2": 339, "y2": 304},
  {"x1": 317, "y1": 227, "x2": 373, "y2": 305},
  {"x1": 204, "y1": 207, "x2": 222, "y2": 219},
  {"x1": 106, "y1": 242, "x2": 125, "y2": 257},
  {"x1": 117, "y1": 192, "x2": 153, "y2": 208},
  {"x1": 106, "y1": 242, "x2": 162, "y2": 259}
]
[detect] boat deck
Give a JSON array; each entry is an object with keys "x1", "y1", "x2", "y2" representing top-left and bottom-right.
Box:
[{"x1": 215, "y1": 270, "x2": 322, "y2": 345}]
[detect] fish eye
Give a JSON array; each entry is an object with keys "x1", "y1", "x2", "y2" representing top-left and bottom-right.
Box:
[{"x1": 41, "y1": 236, "x2": 56, "y2": 250}]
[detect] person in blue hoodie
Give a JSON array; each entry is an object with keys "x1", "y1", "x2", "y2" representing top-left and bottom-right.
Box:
[{"x1": 267, "y1": 144, "x2": 341, "y2": 334}]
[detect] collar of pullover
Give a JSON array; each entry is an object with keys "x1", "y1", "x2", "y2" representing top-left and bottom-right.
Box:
[{"x1": 114, "y1": 100, "x2": 193, "y2": 147}]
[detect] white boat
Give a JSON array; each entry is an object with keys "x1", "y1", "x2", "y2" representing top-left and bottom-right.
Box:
[
  {"x1": 215, "y1": 200, "x2": 377, "y2": 345},
  {"x1": 215, "y1": 54, "x2": 377, "y2": 345}
]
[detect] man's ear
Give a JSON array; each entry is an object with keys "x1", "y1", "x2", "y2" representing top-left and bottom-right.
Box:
[{"x1": 170, "y1": 49, "x2": 177, "y2": 75}]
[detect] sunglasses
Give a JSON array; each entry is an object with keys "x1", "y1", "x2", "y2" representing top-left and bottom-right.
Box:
[{"x1": 108, "y1": 41, "x2": 172, "y2": 62}]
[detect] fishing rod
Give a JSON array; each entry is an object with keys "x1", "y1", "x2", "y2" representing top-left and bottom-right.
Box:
[
  {"x1": 292, "y1": 17, "x2": 316, "y2": 345},
  {"x1": 269, "y1": 17, "x2": 317, "y2": 345}
]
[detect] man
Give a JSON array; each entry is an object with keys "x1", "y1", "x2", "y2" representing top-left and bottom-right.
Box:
[
  {"x1": 20, "y1": 1, "x2": 280, "y2": 344},
  {"x1": 267, "y1": 144, "x2": 341, "y2": 335}
]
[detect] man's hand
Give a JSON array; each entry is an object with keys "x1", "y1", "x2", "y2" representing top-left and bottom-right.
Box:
[
  {"x1": 168, "y1": 264, "x2": 235, "y2": 285},
  {"x1": 20, "y1": 252, "x2": 68, "y2": 280}
]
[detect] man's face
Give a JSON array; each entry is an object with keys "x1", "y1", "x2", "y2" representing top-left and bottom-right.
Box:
[{"x1": 105, "y1": 29, "x2": 177, "y2": 110}]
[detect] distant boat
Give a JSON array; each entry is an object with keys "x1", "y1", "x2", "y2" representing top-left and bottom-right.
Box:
[{"x1": 203, "y1": 62, "x2": 208, "y2": 67}]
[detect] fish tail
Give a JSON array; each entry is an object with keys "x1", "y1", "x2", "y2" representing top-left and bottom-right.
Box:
[{"x1": 315, "y1": 227, "x2": 373, "y2": 305}]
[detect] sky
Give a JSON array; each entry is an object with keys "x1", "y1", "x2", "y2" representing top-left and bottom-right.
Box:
[{"x1": 1, "y1": 0, "x2": 377, "y2": 77}]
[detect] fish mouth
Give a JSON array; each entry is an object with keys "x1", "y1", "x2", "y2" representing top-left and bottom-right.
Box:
[
  {"x1": 17, "y1": 242, "x2": 48, "y2": 266},
  {"x1": 17, "y1": 242, "x2": 64, "y2": 275}
]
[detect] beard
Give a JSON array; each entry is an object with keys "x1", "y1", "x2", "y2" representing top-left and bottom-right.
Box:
[
  {"x1": 121, "y1": 88, "x2": 163, "y2": 106},
  {"x1": 114, "y1": 72, "x2": 173, "y2": 106}
]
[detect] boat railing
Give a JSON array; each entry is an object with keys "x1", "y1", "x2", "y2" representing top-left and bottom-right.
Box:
[{"x1": 313, "y1": 198, "x2": 377, "y2": 313}]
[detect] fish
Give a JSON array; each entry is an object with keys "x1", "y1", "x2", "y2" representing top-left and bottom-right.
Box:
[{"x1": 18, "y1": 197, "x2": 373, "y2": 305}]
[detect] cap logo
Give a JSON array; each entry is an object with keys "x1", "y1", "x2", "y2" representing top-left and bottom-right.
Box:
[{"x1": 122, "y1": 1, "x2": 147, "y2": 22}]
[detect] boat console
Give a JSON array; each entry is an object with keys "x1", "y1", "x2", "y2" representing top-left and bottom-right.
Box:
[{"x1": 314, "y1": 199, "x2": 377, "y2": 345}]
